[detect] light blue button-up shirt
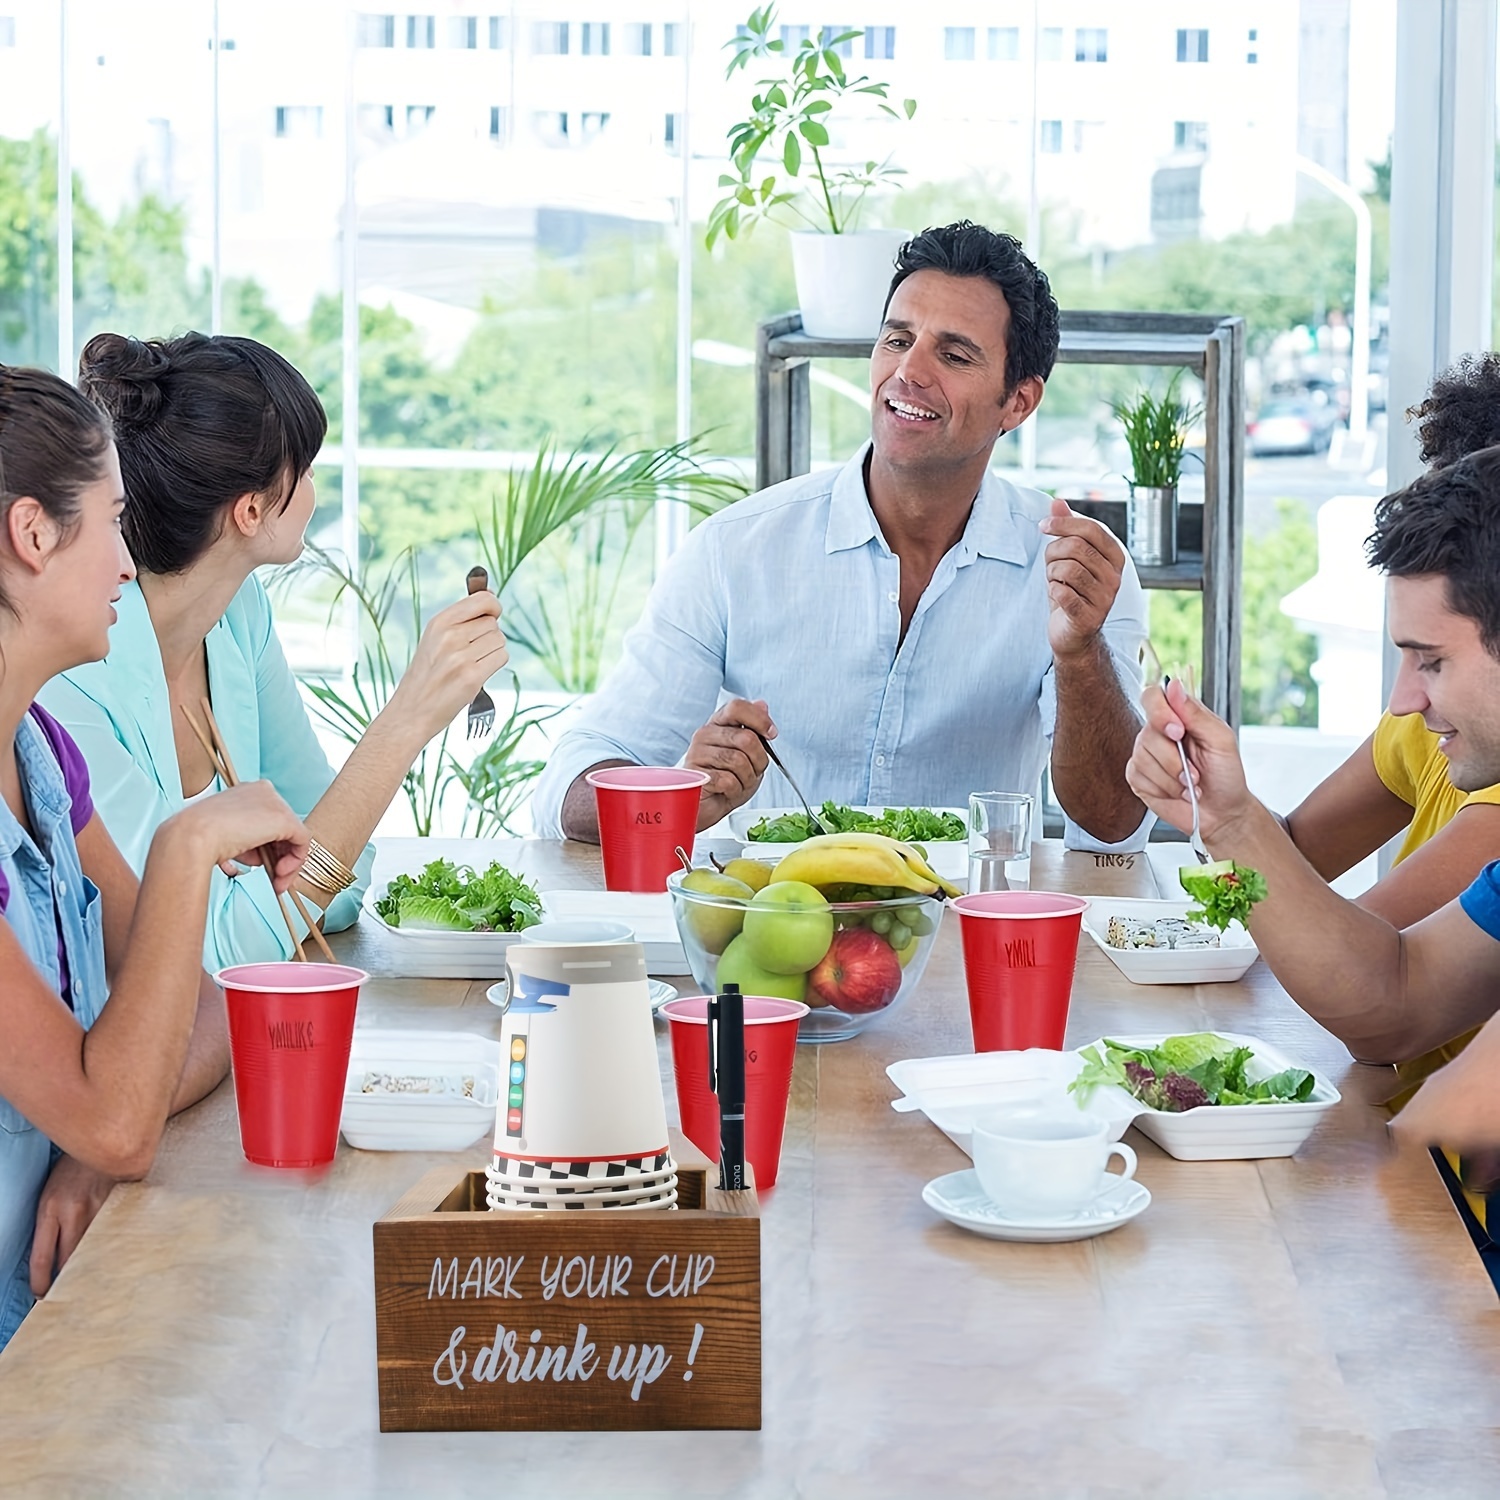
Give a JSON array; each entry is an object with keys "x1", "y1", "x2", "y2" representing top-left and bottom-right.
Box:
[
  {"x1": 531, "y1": 444, "x2": 1150, "y2": 848},
  {"x1": 37, "y1": 575, "x2": 373, "y2": 973}
]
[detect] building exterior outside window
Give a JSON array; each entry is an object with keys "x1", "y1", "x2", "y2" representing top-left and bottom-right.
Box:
[
  {"x1": 1174, "y1": 119, "x2": 1209, "y2": 151},
  {"x1": 488, "y1": 16, "x2": 506, "y2": 49},
  {"x1": 274, "y1": 105, "x2": 323, "y2": 139},
  {"x1": 580, "y1": 22, "x2": 610, "y2": 56},
  {"x1": 1075, "y1": 27, "x2": 1107, "y2": 62},
  {"x1": 447, "y1": 16, "x2": 477, "y2": 50},
  {"x1": 1039, "y1": 27, "x2": 1063, "y2": 61},
  {"x1": 944, "y1": 26, "x2": 974, "y2": 61},
  {"x1": 356, "y1": 13, "x2": 395, "y2": 48},
  {"x1": 864, "y1": 25, "x2": 894, "y2": 60},
  {"x1": 1039, "y1": 118, "x2": 1062, "y2": 153},
  {"x1": 1177, "y1": 27, "x2": 1209, "y2": 62},
  {"x1": 988, "y1": 26, "x2": 1018, "y2": 61},
  {"x1": 406, "y1": 14, "x2": 435, "y2": 49},
  {"x1": 533, "y1": 21, "x2": 569, "y2": 55}
]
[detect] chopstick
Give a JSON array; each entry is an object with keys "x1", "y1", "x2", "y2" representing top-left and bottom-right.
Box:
[{"x1": 179, "y1": 700, "x2": 339, "y2": 965}]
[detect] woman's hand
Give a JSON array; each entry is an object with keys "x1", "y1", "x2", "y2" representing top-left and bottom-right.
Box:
[
  {"x1": 30, "y1": 1154, "x2": 116, "y2": 1296},
  {"x1": 389, "y1": 590, "x2": 510, "y2": 744},
  {"x1": 173, "y1": 781, "x2": 311, "y2": 893}
]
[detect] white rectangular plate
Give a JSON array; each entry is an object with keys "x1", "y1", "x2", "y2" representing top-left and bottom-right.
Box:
[
  {"x1": 1075, "y1": 1031, "x2": 1340, "y2": 1160},
  {"x1": 1081, "y1": 896, "x2": 1259, "y2": 985},
  {"x1": 538, "y1": 889, "x2": 687, "y2": 975},
  {"x1": 360, "y1": 886, "x2": 532, "y2": 978},
  {"x1": 341, "y1": 1029, "x2": 501, "y2": 1152}
]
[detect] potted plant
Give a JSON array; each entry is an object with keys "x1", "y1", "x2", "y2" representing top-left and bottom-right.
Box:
[
  {"x1": 1111, "y1": 376, "x2": 1202, "y2": 567},
  {"x1": 706, "y1": 6, "x2": 917, "y2": 338}
]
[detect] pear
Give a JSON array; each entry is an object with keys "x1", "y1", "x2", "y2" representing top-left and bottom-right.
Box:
[
  {"x1": 720, "y1": 857, "x2": 773, "y2": 893},
  {"x1": 679, "y1": 868, "x2": 754, "y2": 955}
]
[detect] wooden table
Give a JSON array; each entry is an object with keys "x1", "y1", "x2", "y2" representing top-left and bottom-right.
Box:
[{"x1": 3, "y1": 840, "x2": 1499, "y2": 1497}]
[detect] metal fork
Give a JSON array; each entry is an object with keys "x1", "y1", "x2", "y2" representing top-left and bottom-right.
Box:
[
  {"x1": 464, "y1": 566, "x2": 496, "y2": 739},
  {"x1": 1141, "y1": 640, "x2": 1208, "y2": 862},
  {"x1": 754, "y1": 732, "x2": 830, "y2": 837}
]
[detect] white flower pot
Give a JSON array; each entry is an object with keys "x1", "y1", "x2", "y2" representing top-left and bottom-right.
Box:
[{"x1": 789, "y1": 228, "x2": 909, "y2": 339}]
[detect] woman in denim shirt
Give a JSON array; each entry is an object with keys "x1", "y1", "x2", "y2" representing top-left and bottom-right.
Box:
[
  {"x1": 38, "y1": 332, "x2": 508, "y2": 974},
  {"x1": 0, "y1": 367, "x2": 309, "y2": 1353}
]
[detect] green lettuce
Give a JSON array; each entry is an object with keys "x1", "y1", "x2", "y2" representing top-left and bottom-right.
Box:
[
  {"x1": 1069, "y1": 1034, "x2": 1314, "y2": 1113},
  {"x1": 1177, "y1": 860, "x2": 1268, "y2": 931},
  {"x1": 747, "y1": 802, "x2": 964, "y2": 843},
  {"x1": 374, "y1": 858, "x2": 542, "y2": 934}
]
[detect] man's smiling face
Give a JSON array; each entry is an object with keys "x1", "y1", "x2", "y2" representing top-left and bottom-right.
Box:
[{"x1": 868, "y1": 269, "x2": 1042, "y2": 476}]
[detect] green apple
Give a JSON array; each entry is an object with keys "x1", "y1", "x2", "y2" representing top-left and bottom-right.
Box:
[
  {"x1": 716, "y1": 935, "x2": 808, "y2": 1002},
  {"x1": 679, "y1": 868, "x2": 754, "y2": 954},
  {"x1": 741, "y1": 880, "x2": 834, "y2": 975}
]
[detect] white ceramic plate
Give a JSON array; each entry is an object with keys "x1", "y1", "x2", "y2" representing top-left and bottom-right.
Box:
[
  {"x1": 922, "y1": 1169, "x2": 1150, "y2": 1243},
  {"x1": 1081, "y1": 896, "x2": 1259, "y2": 985},
  {"x1": 1074, "y1": 1031, "x2": 1341, "y2": 1161},
  {"x1": 340, "y1": 1029, "x2": 501, "y2": 1151},
  {"x1": 359, "y1": 886, "x2": 532, "y2": 979},
  {"x1": 727, "y1": 806, "x2": 968, "y2": 883},
  {"x1": 537, "y1": 890, "x2": 687, "y2": 975},
  {"x1": 486, "y1": 977, "x2": 678, "y2": 1012},
  {"x1": 885, "y1": 1050, "x2": 1141, "y2": 1153}
]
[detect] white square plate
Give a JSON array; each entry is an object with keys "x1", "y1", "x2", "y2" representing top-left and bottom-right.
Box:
[
  {"x1": 538, "y1": 890, "x2": 687, "y2": 975},
  {"x1": 1081, "y1": 896, "x2": 1259, "y2": 985},
  {"x1": 1074, "y1": 1031, "x2": 1341, "y2": 1160},
  {"x1": 341, "y1": 1029, "x2": 501, "y2": 1152}
]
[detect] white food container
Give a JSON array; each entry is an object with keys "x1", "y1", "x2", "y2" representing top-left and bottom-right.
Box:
[
  {"x1": 885, "y1": 1049, "x2": 1140, "y2": 1153},
  {"x1": 361, "y1": 886, "x2": 532, "y2": 979},
  {"x1": 1075, "y1": 1031, "x2": 1341, "y2": 1161},
  {"x1": 727, "y1": 805, "x2": 968, "y2": 883},
  {"x1": 1081, "y1": 896, "x2": 1260, "y2": 985},
  {"x1": 538, "y1": 890, "x2": 687, "y2": 975},
  {"x1": 341, "y1": 1029, "x2": 501, "y2": 1151}
]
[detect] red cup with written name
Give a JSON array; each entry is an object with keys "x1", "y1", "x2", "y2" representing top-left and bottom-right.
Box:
[
  {"x1": 952, "y1": 892, "x2": 1089, "y2": 1052},
  {"x1": 587, "y1": 766, "x2": 711, "y2": 892},
  {"x1": 660, "y1": 995, "x2": 809, "y2": 1189},
  {"x1": 216, "y1": 962, "x2": 369, "y2": 1167}
]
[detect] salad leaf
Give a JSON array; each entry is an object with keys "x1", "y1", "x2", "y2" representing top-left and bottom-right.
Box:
[
  {"x1": 1177, "y1": 860, "x2": 1268, "y2": 931},
  {"x1": 1069, "y1": 1034, "x2": 1315, "y2": 1112},
  {"x1": 374, "y1": 858, "x2": 542, "y2": 934},
  {"x1": 746, "y1": 801, "x2": 964, "y2": 843}
]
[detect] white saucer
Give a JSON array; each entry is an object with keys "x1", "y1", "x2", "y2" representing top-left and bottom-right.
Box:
[
  {"x1": 485, "y1": 977, "x2": 678, "y2": 1012},
  {"x1": 922, "y1": 1169, "x2": 1151, "y2": 1243}
]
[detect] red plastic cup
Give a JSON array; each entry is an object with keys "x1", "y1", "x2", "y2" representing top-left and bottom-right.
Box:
[
  {"x1": 951, "y1": 892, "x2": 1090, "y2": 1052},
  {"x1": 660, "y1": 995, "x2": 810, "y2": 1190},
  {"x1": 216, "y1": 962, "x2": 369, "y2": 1167},
  {"x1": 587, "y1": 766, "x2": 711, "y2": 892}
]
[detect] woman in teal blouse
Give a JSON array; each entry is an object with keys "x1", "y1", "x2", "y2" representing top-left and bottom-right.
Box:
[{"x1": 38, "y1": 331, "x2": 507, "y2": 972}]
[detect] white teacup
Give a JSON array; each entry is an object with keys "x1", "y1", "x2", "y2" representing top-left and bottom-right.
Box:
[{"x1": 972, "y1": 1109, "x2": 1136, "y2": 1219}]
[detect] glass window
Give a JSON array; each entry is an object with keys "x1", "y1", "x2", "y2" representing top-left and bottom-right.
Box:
[
  {"x1": 533, "y1": 21, "x2": 568, "y2": 55},
  {"x1": 1075, "y1": 27, "x2": 1107, "y2": 62},
  {"x1": 1039, "y1": 27, "x2": 1063, "y2": 62},
  {"x1": 488, "y1": 16, "x2": 505, "y2": 49},
  {"x1": 0, "y1": 17, "x2": 15, "y2": 48},
  {"x1": 447, "y1": 16, "x2": 477, "y2": 50},
  {"x1": 988, "y1": 27, "x2": 1019, "y2": 62},
  {"x1": 1177, "y1": 27, "x2": 1209, "y2": 62},
  {"x1": 819, "y1": 25, "x2": 853, "y2": 59},
  {"x1": 1073, "y1": 120, "x2": 1103, "y2": 152},
  {"x1": 625, "y1": 22, "x2": 652, "y2": 56},
  {"x1": 405, "y1": 14, "x2": 435, "y2": 49},
  {"x1": 1173, "y1": 120, "x2": 1209, "y2": 151},
  {"x1": 488, "y1": 104, "x2": 508, "y2": 141},
  {"x1": 358, "y1": 101, "x2": 395, "y2": 138},
  {"x1": 579, "y1": 111, "x2": 610, "y2": 140},
  {"x1": 533, "y1": 109, "x2": 569, "y2": 144},
  {"x1": 944, "y1": 27, "x2": 975, "y2": 62},
  {"x1": 662, "y1": 21, "x2": 680, "y2": 55},
  {"x1": 864, "y1": 25, "x2": 895, "y2": 61},
  {"x1": 1039, "y1": 118, "x2": 1063, "y2": 153},
  {"x1": 780, "y1": 25, "x2": 809, "y2": 48},
  {"x1": 406, "y1": 104, "x2": 434, "y2": 135},
  {"x1": 580, "y1": 22, "x2": 610, "y2": 57},
  {"x1": 355, "y1": 13, "x2": 394, "y2": 48},
  {"x1": 664, "y1": 111, "x2": 680, "y2": 150},
  {"x1": 274, "y1": 105, "x2": 323, "y2": 139},
  {"x1": 1151, "y1": 163, "x2": 1203, "y2": 232}
]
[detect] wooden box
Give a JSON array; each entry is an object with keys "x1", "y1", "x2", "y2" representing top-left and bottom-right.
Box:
[{"x1": 373, "y1": 1136, "x2": 761, "y2": 1431}]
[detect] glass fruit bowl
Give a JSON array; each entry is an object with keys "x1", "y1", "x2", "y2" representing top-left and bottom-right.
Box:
[{"x1": 666, "y1": 870, "x2": 946, "y2": 1043}]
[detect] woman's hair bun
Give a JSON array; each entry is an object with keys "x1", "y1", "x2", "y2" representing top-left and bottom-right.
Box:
[{"x1": 77, "y1": 332, "x2": 172, "y2": 430}]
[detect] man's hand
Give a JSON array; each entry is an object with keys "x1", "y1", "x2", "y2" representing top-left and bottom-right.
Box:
[
  {"x1": 30, "y1": 1154, "x2": 115, "y2": 1297},
  {"x1": 684, "y1": 698, "x2": 774, "y2": 829},
  {"x1": 1039, "y1": 499, "x2": 1126, "y2": 658},
  {"x1": 1125, "y1": 679, "x2": 1252, "y2": 842}
]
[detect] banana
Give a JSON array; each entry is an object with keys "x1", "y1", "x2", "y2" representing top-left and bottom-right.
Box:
[{"x1": 768, "y1": 832, "x2": 960, "y2": 900}]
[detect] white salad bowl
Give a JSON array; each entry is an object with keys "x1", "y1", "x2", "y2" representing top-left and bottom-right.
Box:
[
  {"x1": 1081, "y1": 896, "x2": 1259, "y2": 985},
  {"x1": 1074, "y1": 1032, "x2": 1341, "y2": 1161}
]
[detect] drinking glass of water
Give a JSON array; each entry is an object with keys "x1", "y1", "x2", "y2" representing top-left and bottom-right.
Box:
[{"x1": 968, "y1": 792, "x2": 1033, "y2": 893}]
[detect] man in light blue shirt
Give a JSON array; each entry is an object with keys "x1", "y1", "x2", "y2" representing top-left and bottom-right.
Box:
[{"x1": 533, "y1": 222, "x2": 1150, "y2": 848}]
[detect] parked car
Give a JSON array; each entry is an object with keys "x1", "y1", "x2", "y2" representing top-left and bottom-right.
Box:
[{"x1": 1248, "y1": 397, "x2": 1338, "y2": 456}]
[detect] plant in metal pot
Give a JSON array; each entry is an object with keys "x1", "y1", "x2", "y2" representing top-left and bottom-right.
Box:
[
  {"x1": 1111, "y1": 375, "x2": 1203, "y2": 567},
  {"x1": 707, "y1": 6, "x2": 918, "y2": 337}
]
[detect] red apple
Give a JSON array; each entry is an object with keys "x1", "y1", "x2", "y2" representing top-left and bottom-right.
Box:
[{"x1": 808, "y1": 927, "x2": 904, "y2": 1013}]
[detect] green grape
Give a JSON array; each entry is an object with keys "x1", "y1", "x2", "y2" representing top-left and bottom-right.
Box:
[
  {"x1": 870, "y1": 910, "x2": 894, "y2": 935},
  {"x1": 888, "y1": 920, "x2": 912, "y2": 950},
  {"x1": 907, "y1": 910, "x2": 934, "y2": 937}
]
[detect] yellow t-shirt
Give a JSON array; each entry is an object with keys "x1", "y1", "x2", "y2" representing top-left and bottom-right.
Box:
[{"x1": 1369, "y1": 710, "x2": 1500, "y2": 865}]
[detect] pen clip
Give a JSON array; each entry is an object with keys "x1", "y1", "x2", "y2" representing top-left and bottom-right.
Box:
[{"x1": 706, "y1": 994, "x2": 720, "y2": 1096}]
